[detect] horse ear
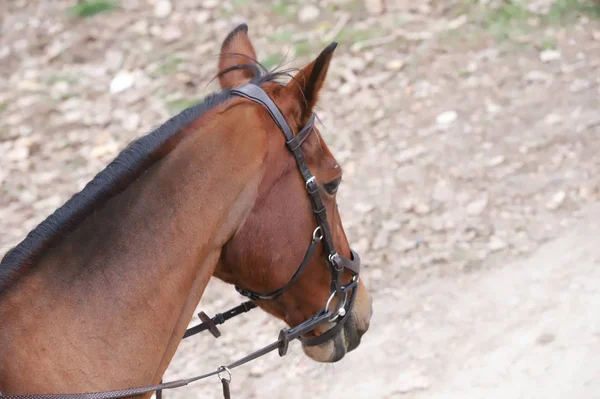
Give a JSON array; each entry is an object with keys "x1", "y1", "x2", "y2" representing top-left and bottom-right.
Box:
[
  {"x1": 283, "y1": 42, "x2": 337, "y2": 122},
  {"x1": 218, "y1": 24, "x2": 258, "y2": 89}
]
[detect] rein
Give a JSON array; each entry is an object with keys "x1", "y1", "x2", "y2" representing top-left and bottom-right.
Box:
[{"x1": 0, "y1": 83, "x2": 361, "y2": 399}]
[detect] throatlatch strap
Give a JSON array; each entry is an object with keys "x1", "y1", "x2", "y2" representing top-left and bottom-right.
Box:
[{"x1": 235, "y1": 234, "x2": 320, "y2": 300}]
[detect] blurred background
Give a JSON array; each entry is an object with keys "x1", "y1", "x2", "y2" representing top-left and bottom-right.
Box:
[{"x1": 1, "y1": 0, "x2": 600, "y2": 398}]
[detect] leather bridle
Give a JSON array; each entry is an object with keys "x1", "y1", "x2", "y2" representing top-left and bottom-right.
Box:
[
  {"x1": 0, "y1": 83, "x2": 361, "y2": 399},
  {"x1": 230, "y1": 83, "x2": 361, "y2": 346}
]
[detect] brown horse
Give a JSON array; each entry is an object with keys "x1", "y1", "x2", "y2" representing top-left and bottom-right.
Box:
[{"x1": 0, "y1": 24, "x2": 372, "y2": 397}]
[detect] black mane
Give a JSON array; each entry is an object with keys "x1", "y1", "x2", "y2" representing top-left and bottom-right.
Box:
[{"x1": 0, "y1": 67, "x2": 289, "y2": 294}]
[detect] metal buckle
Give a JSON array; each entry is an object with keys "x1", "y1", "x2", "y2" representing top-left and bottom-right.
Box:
[{"x1": 305, "y1": 176, "x2": 318, "y2": 193}]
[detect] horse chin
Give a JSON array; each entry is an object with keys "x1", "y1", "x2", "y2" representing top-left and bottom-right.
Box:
[{"x1": 300, "y1": 314, "x2": 362, "y2": 363}]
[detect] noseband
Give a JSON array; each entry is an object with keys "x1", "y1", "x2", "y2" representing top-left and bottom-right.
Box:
[{"x1": 0, "y1": 84, "x2": 361, "y2": 399}]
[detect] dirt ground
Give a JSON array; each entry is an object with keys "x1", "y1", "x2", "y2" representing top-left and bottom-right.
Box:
[{"x1": 1, "y1": 0, "x2": 600, "y2": 398}]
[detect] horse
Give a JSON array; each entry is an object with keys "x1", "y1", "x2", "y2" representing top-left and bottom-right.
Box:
[{"x1": 0, "y1": 24, "x2": 372, "y2": 398}]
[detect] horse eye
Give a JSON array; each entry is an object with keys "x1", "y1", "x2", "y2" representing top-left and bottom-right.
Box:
[{"x1": 323, "y1": 177, "x2": 341, "y2": 195}]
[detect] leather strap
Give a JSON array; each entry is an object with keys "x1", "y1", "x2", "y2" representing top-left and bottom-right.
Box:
[
  {"x1": 235, "y1": 232, "x2": 320, "y2": 301},
  {"x1": 286, "y1": 114, "x2": 315, "y2": 151},
  {"x1": 183, "y1": 301, "x2": 256, "y2": 339},
  {"x1": 230, "y1": 84, "x2": 294, "y2": 141},
  {"x1": 221, "y1": 379, "x2": 230, "y2": 399}
]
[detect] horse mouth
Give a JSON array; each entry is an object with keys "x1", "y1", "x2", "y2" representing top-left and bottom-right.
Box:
[{"x1": 300, "y1": 314, "x2": 363, "y2": 363}]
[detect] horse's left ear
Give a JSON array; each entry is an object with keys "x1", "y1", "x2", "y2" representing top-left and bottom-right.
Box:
[
  {"x1": 218, "y1": 23, "x2": 258, "y2": 89},
  {"x1": 283, "y1": 42, "x2": 337, "y2": 122}
]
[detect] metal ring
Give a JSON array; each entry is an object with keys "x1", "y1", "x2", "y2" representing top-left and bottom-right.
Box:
[
  {"x1": 325, "y1": 291, "x2": 349, "y2": 322},
  {"x1": 312, "y1": 226, "x2": 323, "y2": 242},
  {"x1": 324, "y1": 291, "x2": 336, "y2": 313},
  {"x1": 217, "y1": 366, "x2": 232, "y2": 383},
  {"x1": 324, "y1": 290, "x2": 348, "y2": 314}
]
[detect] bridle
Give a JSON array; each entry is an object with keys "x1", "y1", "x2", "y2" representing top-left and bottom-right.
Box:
[
  {"x1": 229, "y1": 83, "x2": 361, "y2": 345},
  {"x1": 0, "y1": 83, "x2": 361, "y2": 399}
]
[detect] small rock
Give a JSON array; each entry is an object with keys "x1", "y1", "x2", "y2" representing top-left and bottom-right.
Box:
[
  {"x1": 100, "y1": 47, "x2": 120, "y2": 68},
  {"x1": 161, "y1": 26, "x2": 182, "y2": 42},
  {"x1": 579, "y1": 185, "x2": 597, "y2": 200},
  {"x1": 298, "y1": 5, "x2": 320, "y2": 23},
  {"x1": 488, "y1": 236, "x2": 507, "y2": 252},
  {"x1": 536, "y1": 332, "x2": 555, "y2": 346},
  {"x1": 50, "y1": 81, "x2": 69, "y2": 99},
  {"x1": 372, "y1": 230, "x2": 389, "y2": 250},
  {"x1": 347, "y1": 57, "x2": 367, "y2": 72},
  {"x1": 544, "y1": 113, "x2": 562, "y2": 125},
  {"x1": 414, "y1": 203, "x2": 431, "y2": 216},
  {"x1": 431, "y1": 218, "x2": 445, "y2": 232},
  {"x1": 109, "y1": 71, "x2": 134, "y2": 94},
  {"x1": 447, "y1": 14, "x2": 467, "y2": 30},
  {"x1": 486, "y1": 155, "x2": 505, "y2": 167},
  {"x1": 337, "y1": 83, "x2": 353, "y2": 95},
  {"x1": 394, "y1": 145, "x2": 426, "y2": 164},
  {"x1": 569, "y1": 78, "x2": 590, "y2": 93},
  {"x1": 353, "y1": 202, "x2": 374, "y2": 214},
  {"x1": 369, "y1": 268, "x2": 383, "y2": 280},
  {"x1": 131, "y1": 20, "x2": 149, "y2": 35},
  {"x1": 249, "y1": 362, "x2": 269, "y2": 377},
  {"x1": 385, "y1": 59, "x2": 405, "y2": 71},
  {"x1": 485, "y1": 98, "x2": 501, "y2": 114},
  {"x1": 546, "y1": 190, "x2": 566, "y2": 210},
  {"x1": 354, "y1": 237, "x2": 370, "y2": 254},
  {"x1": 202, "y1": 0, "x2": 219, "y2": 8},
  {"x1": 465, "y1": 61, "x2": 478, "y2": 73},
  {"x1": 195, "y1": 10, "x2": 210, "y2": 24},
  {"x1": 436, "y1": 110, "x2": 457, "y2": 126},
  {"x1": 18, "y1": 79, "x2": 43, "y2": 91},
  {"x1": 392, "y1": 369, "x2": 431, "y2": 393},
  {"x1": 0, "y1": 45, "x2": 10, "y2": 59},
  {"x1": 382, "y1": 220, "x2": 402, "y2": 232},
  {"x1": 395, "y1": 238, "x2": 417, "y2": 252},
  {"x1": 91, "y1": 141, "x2": 120, "y2": 159},
  {"x1": 123, "y1": 113, "x2": 140, "y2": 131},
  {"x1": 8, "y1": 146, "x2": 29, "y2": 161},
  {"x1": 433, "y1": 180, "x2": 454, "y2": 202},
  {"x1": 365, "y1": 0, "x2": 385, "y2": 14},
  {"x1": 467, "y1": 196, "x2": 488, "y2": 215},
  {"x1": 539, "y1": 49, "x2": 561, "y2": 62},
  {"x1": 154, "y1": 0, "x2": 172, "y2": 18},
  {"x1": 525, "y1": 70, "x2": 552, "y2": 83}
]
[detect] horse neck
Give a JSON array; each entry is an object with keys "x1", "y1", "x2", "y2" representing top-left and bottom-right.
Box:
[{"x1": 0, "y1": 105, "x2": 266, "y2": 395}]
